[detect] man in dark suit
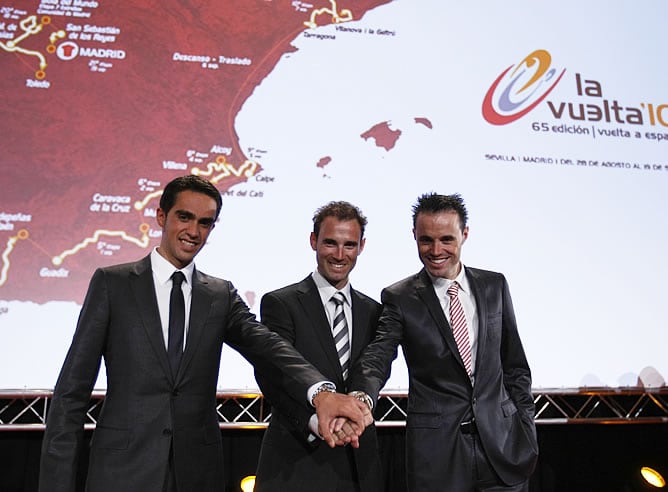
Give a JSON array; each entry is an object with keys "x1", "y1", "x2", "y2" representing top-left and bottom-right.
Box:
[
  {"x1": 39, "y1": 176, "x2": 371, "y2": 492},
  {"x1": 254, "y1": 201, "x2": 382, "y2": 492},
  {"x1": 349, "y1": 192, "x2": 538, "y2": 491}
]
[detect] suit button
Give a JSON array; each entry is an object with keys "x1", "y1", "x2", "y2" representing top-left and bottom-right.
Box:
[
  {"x1": 172, "y1": 390, "x2": 179, "y2": 397},
  {"x1": 162, "y1": 428, "x2": 172, "y2": 436}
]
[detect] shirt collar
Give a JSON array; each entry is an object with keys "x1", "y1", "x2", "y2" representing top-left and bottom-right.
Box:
[
  {"x1": 428, "y1": 263, "x2": 471, "y2": 295},
  {"x1": 311, "y1": 270, "x2": 351, "y2": 306},
  {"x1": 151, "y1": 248, "x2": 195, "y2": 286}
]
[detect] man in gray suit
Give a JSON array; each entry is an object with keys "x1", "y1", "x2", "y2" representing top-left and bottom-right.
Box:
[
  {"x1": 253, "y1": 201, "x2": 382, "y2": 492},
  {"x1": 349, "y1": 192, "x2": 538, "y2": 491},
  {"x1": 39, "y1": 176, "x2": 371, "y2": 492}
]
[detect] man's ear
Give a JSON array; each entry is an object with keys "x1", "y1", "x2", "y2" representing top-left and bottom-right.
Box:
[{"x1": 157, "y1": 207, "x2": 166, "y2": 228}]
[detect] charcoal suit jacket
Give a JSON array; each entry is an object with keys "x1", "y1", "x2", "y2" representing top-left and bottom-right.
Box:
[
  {"x1": 254, "y1": 275, "x2": 383, "y2": 492},
  {"x1": 349, "y1": 267, "x2": 538, "y2": 491},
  {"x1": 39, "y1": 255, "x2": 326, "y2": 492}
]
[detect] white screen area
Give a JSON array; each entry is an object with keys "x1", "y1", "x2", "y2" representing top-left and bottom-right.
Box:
[{"x1": 1, "y1": 0, "x2": 666, "y2": 390}]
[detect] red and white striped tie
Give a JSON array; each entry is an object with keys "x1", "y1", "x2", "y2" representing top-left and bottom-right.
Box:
[{"x1": 447, "y1": 282, "x2": 472, "y2": 375}]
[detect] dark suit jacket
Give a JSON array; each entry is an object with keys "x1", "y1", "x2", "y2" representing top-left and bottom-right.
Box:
[
  {"x1": 254, "y1": 275, "x2": 383, "y2": 492},
  {"x1": 349, "y1": 267, "x2": 538, "y2": 491},
  {"x1": 39, "y1": 255, "x2": 326, "y2": 492}
]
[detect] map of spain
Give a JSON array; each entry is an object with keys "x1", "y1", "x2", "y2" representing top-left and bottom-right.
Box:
[{"x1": 0, "y1": 0, "x2": 390, "y2": 304}]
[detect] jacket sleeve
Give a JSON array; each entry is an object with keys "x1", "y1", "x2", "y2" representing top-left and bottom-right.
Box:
[
  {"x1": 254, "y1": 291, "x2": 319, "y2": 442},
  {"x1": 499, "y1": 275, "x2": 535, "y2": 419},
  {"x1": 348, "y1": 287, "x2": 402, "y2": 406},
  {"x1": 223, "y1": 283, "x2": 326, "y2": 412},
  {"x1": 39, "y1": 268, "x2": 108, "y2": 492}
]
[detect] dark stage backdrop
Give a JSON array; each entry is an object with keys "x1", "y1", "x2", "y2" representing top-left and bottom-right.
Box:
[
  {"x1": 1, "y1": 0, "x2": 667, "y2": 391},
  {"x1": 1, "y1": 425, "x2": 667, "y2": 492}
]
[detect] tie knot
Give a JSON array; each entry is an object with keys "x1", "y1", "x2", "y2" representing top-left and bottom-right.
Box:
[
  {"x1": 172, "y1": 271, "x2": 185, "y2": 287},
  {"x1": 447, "y1": 282, "x2": 459, "y2": 297},
  {"x1": 331, "y1": 291, "x2": 345, "y2": 306}
]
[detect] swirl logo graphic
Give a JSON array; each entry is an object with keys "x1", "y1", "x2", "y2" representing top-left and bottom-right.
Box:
[{"x1": 482, "y1": 49, "x2": 566, "y2": 125}]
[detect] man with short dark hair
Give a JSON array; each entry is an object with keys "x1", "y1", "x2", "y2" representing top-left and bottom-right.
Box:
[
  {"x1": 254, "y1": 201, "x2": 382, "y2": 492},
  {"x1": 349, "y1": 192, "x2": 538, "y2": 491}
]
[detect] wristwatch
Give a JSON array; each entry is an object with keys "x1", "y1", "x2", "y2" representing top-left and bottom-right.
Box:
[
  {"x1": 310, "y1": 382, "x2": 336, "y2": 407},
  {"x1": 349, "y1": 391, "x2": 373, "y2": 411}
]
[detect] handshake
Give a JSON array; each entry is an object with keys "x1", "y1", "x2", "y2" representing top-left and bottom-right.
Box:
[{"x1": 313, "y1": 389, "x2": 375, "y2": 448}]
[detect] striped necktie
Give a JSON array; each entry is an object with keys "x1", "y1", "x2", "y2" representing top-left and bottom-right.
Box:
[
  {"x1": 331, "y1": 292, "x2": 351, "y2": 380},
  {"x1": 447, "y1": 282, "x2": 472, "y2": 375}
]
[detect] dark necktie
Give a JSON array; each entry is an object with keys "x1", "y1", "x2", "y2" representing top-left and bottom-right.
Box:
[
  {"x1": 168, "y1": 271, "x2": 186, "y2": 377},
  {"x1": 331, "y1": 292, "x2": 351, "y2": 380}
]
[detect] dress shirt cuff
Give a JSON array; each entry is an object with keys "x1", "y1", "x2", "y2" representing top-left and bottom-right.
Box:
[{"x1": 307, "y1": 413, "x2": 321, "y2": 441}]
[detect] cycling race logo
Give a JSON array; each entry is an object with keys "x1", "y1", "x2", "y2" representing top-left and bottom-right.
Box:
[{"x1": 482, "y1": 49, "x2": 566, "y2": 125}]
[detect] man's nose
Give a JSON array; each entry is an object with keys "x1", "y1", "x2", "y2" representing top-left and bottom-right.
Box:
[{"x1": 185, "y1": 220, "x2": 200, "y2": 236}]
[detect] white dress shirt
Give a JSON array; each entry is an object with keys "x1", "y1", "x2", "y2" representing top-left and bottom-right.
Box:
[
  {"x1": 311, "y1": 270, "x2": 353, "y2": 343},
  {"x1": 307, "y1": 270, "x2": 354, "y2": 439},
  {"x1": 429, "y1": 264, "x2": 479, "y2": 380},
  {"x1": 150, "y1": 248, "x2": 195, "y2": 350}
]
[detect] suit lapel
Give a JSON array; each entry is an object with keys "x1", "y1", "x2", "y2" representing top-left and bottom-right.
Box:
[
  {"x1": 465, "y1": 267, "x2": 487, "y2": 375},
  {"x1": 178, "y1": 269, "x2": 213, "y2": 380},
  {"x1": 297, "y1": 277, "x2": 343, "y2": 380},
  {"x1": 415, "y1": 269, "x2": 470, "y2": 375},
  {"x1": 130, "y1": 255, "x2": 173, "y2": 381},
  {"x1": 350, "y1": 289, "x2": 370, "y2": 364}
]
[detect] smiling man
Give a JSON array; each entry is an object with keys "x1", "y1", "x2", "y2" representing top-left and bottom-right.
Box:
[
  {"x1": 254, "y1": 201, "x2": 382, "y2": 492},
  {"x1": 39, "y1": 177, "x2": 370, "y2": 492},
  {"x1": 348, "y1": 192, "x2": 538, "y2": 491}
]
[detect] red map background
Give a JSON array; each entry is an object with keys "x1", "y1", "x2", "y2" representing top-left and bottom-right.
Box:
[{"x1": 0, "y1": 0, "x2": 389, "y2": 304}]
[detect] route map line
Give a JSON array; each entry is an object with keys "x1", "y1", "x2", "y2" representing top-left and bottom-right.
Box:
[
  {"x1": 192, "y1": 157, "x2": 258, "y2": 183},
  {"x1": 52, "y1": 226, "x2": 151, "y2": 267},
  {"x1": 0, "y1": 14, "x2": 64, "y2": 79},
  {"x1": 0, "y1": 160, "x2": 260, "y2": 287},
  {"x1": 133, "y1": 190, "x2": 163, "y2": 211},
  {"x1": 0, "y1": 233, "x2": 22, "y2": 286},
  {"x1": 303, "y1": 0, "x2": 353, "y2": 29}
]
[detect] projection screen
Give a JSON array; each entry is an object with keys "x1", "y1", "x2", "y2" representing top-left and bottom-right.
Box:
[{"x1": 1, "y1": 0, "x2": 666, "y2": 390}]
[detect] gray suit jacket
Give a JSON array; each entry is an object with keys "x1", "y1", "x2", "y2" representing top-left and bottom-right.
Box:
[
  {"x1": 254, "y1": 275, "x2": 383, "y2": 492},
  {"x1": 39, "y1": 255, "x2": 326, "y2": 492},
  {"x1": 349, "y1": 267, "x2": 538, "y2": 490}
]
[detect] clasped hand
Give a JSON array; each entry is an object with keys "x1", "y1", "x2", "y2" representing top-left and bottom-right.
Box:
[{"x1": 313, "y1": 392, "x2": 373, "y2": 448}]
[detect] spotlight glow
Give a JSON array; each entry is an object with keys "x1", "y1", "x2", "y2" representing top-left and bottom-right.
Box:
[
  {"x1": 240, "y1": 475, "x2": 256, "y2": 492},
  {"x1": 641, "y1": 467, "x2": 666, "y2": 488}
]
